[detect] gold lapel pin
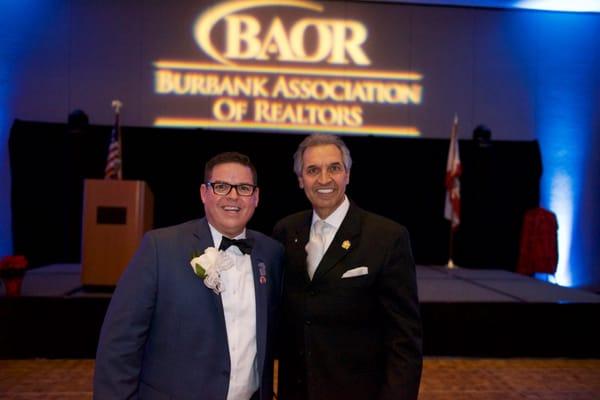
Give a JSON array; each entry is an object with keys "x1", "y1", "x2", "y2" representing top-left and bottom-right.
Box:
[{"x1": 342, "y1": 240, "x2": 351, "y2": 250}]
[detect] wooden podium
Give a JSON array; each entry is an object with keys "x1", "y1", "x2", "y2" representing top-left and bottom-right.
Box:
[{"x1": 81, "y1": 179, "x2": 154, "y2": 286}]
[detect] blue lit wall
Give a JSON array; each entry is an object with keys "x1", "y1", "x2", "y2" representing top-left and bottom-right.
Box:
[
  {"x1": 0, "y1": 1, "x2": 66, "y2": 257},
  {"x1": 535, "y1": 12, "x2": 600, "y2": 288},
  {"x1": 0, "y1": 56, "x2": 10, "y2": 256},
  {"x1": 1, "y1": 2, "x2": 52, "y2": 256},
  {"x1": 0, "y1": 4, "x2": 19, "y2": 256}
]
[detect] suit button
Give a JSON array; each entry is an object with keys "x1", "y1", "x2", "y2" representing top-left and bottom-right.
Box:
[
  {"x1": 305, "y1": 320, "x2": 311, "y2": 325},
  {"x1": 309, "y1": 290, "x2": 317, "y2": 296}
]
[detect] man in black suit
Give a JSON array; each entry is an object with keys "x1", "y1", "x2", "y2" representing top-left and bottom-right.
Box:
[{"x1": 273, "y1": 134, "x2": 422, "y2": 400}]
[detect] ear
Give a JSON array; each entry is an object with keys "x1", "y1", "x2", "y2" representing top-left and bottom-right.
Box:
[
  {"x1": 200, "y1": 184, "x2": 207, "y2": 204},
  {"x1": 253, "y1": 187, "x2": 260, "y2": 207},
  {"x1": 345, "y1": 170, "x2": 350, "y2": 185},
  {"x1": 298, "y1": 176, "x2": 304, "y2": 189}
]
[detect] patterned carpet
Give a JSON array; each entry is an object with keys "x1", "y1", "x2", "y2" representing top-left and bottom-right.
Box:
[{"x1": 0, "y1": 358, "x2": 599, "y2": 399}]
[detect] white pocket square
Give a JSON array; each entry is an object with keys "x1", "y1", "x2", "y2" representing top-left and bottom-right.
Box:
[{"x1": 342, "y1": 266, "x2": 368, "y2": 278}]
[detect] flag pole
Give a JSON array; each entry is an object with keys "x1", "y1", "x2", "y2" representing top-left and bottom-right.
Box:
[
  {"x1": 105, "y1": 100, "x2": 123, "y2": 180},
  {"x1": 445, "y1": 114, "x2": 461, "y2": 269},
  {"x1": 112, "y1": 99, "x2": 123, "y2": 171},
  {"x1": 447, "y1": 213, "x2": 456, "y2": 269}
]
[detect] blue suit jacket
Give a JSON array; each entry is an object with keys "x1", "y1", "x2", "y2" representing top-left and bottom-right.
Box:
[{"x1": 94, "y1": 218, "x2": 284, "y2": 400}]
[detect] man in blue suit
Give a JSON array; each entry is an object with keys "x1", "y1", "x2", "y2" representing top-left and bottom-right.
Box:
[{"x1": 94, "y1": 152, "x2": 284, "y2": 400}]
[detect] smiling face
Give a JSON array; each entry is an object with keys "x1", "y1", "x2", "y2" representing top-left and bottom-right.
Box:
[
  {"x1": 298, "y1": 144, "x2": 350, "y2": 219},
  {"x1": 200, "y1": 162, "x2": 259, "y2": 237}
]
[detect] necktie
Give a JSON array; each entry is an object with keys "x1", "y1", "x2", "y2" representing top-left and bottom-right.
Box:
[
  {"x1": 219, "y1": 236, "x2": 254, "y2": 255},
  {"x1": 306, "y1": 220, "x2": 328, "y2": 280}
]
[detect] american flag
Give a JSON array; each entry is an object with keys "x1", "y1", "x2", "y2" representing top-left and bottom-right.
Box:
[
  {"x1": 444, "y1": 114, "x2": 462, "y2": 230},
  {"x1": 105, "y1": 102, "x2": 122, "y2": 179}
]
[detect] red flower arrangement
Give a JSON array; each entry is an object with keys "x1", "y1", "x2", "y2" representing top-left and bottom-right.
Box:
[
  {"x1": 0, "y1": 255, "x2": 28, "y2": 296},
  {"x1": 0, "y1": 255, "x2": 28, "y2": 273}
]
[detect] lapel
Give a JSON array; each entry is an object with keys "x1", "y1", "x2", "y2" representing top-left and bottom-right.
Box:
[
  {"x1": 192, "y1": 218, "x2": 228, "y2": 338},
  {"x1": 312, "y1": 203, "x2": 362, "y2": 281},
  {"x1": 246, "y1": 230, "x2": 268, "y2": 380},
  {"x1": 290, "y1": 213, "x2": 313, "y2": 283}
]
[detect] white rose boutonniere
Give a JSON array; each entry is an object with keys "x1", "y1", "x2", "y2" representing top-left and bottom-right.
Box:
[{"x1": 190, "y1": 247, "x2": 234, "y2": 294}]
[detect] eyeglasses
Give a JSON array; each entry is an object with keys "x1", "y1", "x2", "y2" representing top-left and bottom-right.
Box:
[{"x1": 207, "y1": 181, "x2": 257, "y2": 196}]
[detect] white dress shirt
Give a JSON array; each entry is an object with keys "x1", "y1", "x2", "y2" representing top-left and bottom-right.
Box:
[
  {"x1": 208, "y1": 224, "x2": 258, "y2": 400},
  {"x1": 310, "y1": 195, "x2": 350, "y2": 251}
]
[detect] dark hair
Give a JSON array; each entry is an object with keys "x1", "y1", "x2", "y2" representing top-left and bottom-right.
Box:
[
  {"x1": 293, "y1": 133, "x2": 352, "y2": 177},
  {"x1": 204, "y1": 152, "x2": 257, "y2": 185}
]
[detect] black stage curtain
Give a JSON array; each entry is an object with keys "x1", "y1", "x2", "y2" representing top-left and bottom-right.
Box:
[{"x1": 9, "y1": 120, "x2": 541, "y2": 270}]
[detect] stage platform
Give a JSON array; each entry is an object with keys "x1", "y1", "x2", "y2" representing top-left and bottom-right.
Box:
[{"x1": 1, "y1": 264, "x2": 599, "y2": 358}]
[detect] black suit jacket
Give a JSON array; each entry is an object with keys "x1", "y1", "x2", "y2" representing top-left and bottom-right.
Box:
[{"x1": 273, "y1": 202, "x2": 422, "y2": 400}]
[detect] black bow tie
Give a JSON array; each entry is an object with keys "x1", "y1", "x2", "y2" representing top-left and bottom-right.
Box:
[{"x1": 219, "y1": 236, "x2": 254, "y2": 255}]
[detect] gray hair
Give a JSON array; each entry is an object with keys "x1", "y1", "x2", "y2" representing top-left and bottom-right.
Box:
[{"x1": 293, "y1": 134, "x2": 352, "y2": 177}]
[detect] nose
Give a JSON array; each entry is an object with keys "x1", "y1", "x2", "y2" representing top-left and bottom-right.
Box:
[
  {"x1": 226, "y1": 186, "x2": 240, "y2": 199},
  {"x1": 317, "y1": 169, "x2": 331, "y2": 184}
]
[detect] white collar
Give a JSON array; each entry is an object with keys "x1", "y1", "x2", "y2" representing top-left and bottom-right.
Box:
[
  {"x1": 207, "y1": 222, "x2": 246, "y2": 249},
  {"x1": 311, "y1": 195, "x2": 350, "y2": 229}
]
